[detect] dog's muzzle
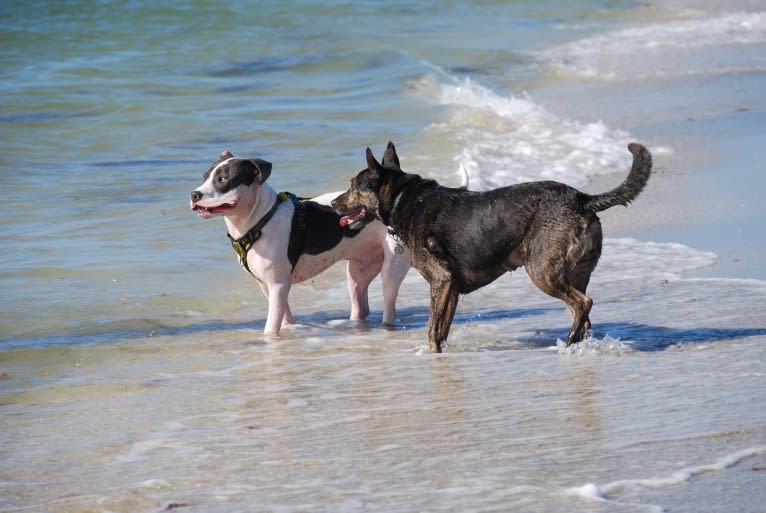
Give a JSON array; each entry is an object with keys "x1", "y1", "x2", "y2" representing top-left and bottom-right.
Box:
[{"x1": 190, "y1": 190, "x2": 236, "y2": 217}]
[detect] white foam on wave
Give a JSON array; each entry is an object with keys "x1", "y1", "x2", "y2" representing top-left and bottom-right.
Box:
[
  {"x1": 556, "y1": 334, "x2": 633, "y2": 356},
  {"x1": 539, "y1": 11, "x2": 766, "y2": 80},
  {"x1": 567, "y1": 446, "x2": 766, "y2": 504},
  {"x1": 421, "y1": 74, "x2": 633, "y2": 190},
  {"x1": 599, "y1": 238, "x2": 718, "y2": 282}
]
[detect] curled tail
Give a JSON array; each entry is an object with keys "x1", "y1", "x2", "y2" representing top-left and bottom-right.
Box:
[{"x1": 585, "y1": 143, "x2": 652, "y2": 213}]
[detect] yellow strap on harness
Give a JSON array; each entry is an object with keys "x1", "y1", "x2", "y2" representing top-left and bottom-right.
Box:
[{"x1": 227, "y1": 192, "x2": 290, "y2": 274}]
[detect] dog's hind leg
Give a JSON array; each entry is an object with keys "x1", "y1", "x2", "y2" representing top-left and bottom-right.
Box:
[
  {"x1": 381, "y1": 250, "x2": 411, "y2": 325},
  {"x1": 526, "y1": 262, "x2": 593, "y2": 346},
  {"x1": 564, "y1": 289, "x2": 593, "y2": 345},
  {"x1": 427, "y1": 275, "x2": 459, "y2": 353},
  {"x1": 566, "y1": 226, "x2": 602, "y2": 337},
  {"x1": 347, "y1": 257, "x2": 381, "y2": 321},
  {"x1": 566, "y1": 262, "x2": 597, "y2": 335}
]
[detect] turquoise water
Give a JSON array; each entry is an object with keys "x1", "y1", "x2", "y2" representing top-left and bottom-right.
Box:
[
  {"x1": 1, "y1": 1, "x2": 765, "y2": 512},
  {"x1": 0, "y1": 0, "x2": 652, "y2": 345}
]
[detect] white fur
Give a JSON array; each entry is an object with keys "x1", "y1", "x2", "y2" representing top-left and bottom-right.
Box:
[
  {"x1": 192, "y1": 174, "x2": 410, "y2": 335},
  {"x1": 210, "y1": 157, "x2": 236, "y2": 176}
]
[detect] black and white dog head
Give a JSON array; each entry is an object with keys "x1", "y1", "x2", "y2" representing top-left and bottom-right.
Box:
[{"x1": 190, "y1": 150, "x2": 272, "y2": 219}]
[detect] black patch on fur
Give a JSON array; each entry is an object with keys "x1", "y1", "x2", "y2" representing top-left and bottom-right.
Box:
[
  {"x1": 204, "y1": 159, "x2": 257, "y2": 194},
  {"x1": 287, "y1": 199, "x2": 361, "y2": 268},
  {"x1": 203, "y1": 158, "x2": 272, "y2": 194}
]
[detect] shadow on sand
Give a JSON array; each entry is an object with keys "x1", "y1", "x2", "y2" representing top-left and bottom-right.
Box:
[{"x1": 3, "y1": 306, "x2": 764, "y2": 353}]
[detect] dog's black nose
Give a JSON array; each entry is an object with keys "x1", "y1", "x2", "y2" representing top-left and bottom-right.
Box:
[
  {"x1": 190, "y1": 190, "x2": 202, "y2": 202},
  {"x1": 330, "y1": 199, "x2": 337, "y2": 209}
]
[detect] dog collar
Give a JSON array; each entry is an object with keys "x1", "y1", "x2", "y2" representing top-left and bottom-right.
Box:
[{"x1": 228, "y1": 191, "x2": 290, "y2": 274}]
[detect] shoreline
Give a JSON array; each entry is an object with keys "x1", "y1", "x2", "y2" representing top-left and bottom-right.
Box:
[
  {"x1": 534, "y1": 76, "x2": 766, "y2": 281},
  {"x1": 595, "y1": 109, "x2": 765, "y2": 281}
]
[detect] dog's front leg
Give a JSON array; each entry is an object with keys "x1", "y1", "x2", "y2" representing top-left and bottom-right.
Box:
[
  {"x1": 264, "y1": 280, "x2": 291, "y2": 335},
  {"x1": 427, "y1": 278, "x2": 459, "y2": 353},
  {"x1": 257, "y1": 280, "x2": 295, "y2": 330}
]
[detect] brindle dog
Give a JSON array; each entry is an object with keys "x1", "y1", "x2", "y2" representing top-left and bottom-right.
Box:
[{"x1": 333, "y1": 142, "x2": 652, "y2": 352}]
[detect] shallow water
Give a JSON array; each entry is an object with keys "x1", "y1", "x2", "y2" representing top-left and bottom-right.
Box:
[
  {"x1": 2, "y1": 1, "x2": 765, "y2": 512},
  {"x1": 3, "y1": 326, "x2": 764, "y2": 512}
]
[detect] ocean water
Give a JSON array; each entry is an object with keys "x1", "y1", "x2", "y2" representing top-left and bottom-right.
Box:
[{"x1": 1, "y1": 1, "x2": 765, "y2": 512}]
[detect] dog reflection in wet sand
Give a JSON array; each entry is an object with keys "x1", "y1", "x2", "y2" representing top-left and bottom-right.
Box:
[{"x1": 333, "y1": 142, "x2": 652, "y2": 352}]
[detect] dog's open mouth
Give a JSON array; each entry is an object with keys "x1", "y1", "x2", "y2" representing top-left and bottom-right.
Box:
[
  {"x1": 192, "y1": 202, "x2": 237, "y2": 217},
  {"x1": 339, "y1": 207, "x2": 367, "y2": 228}
]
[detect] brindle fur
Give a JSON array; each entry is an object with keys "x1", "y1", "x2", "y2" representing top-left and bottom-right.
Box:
[{"x1": 333, "y1": 142, "x2": 652, "y2": 352}]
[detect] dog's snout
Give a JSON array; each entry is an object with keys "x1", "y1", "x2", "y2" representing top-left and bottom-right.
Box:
[
  {"x1": 190, "y1": 190, "x2": 203, "y2": 203},
  {"x1": 330, "y1": 199, "x2": 338, "y2": 209}
]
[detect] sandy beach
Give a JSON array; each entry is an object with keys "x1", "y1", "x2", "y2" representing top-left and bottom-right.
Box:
[{"x1": 1, "y1": 1, "x2": 764, "y2": 512}]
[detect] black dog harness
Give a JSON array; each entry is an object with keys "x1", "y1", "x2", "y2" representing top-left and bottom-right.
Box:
[{"x1": 228, "y1": 192, "x2": 359, "y2": 277}]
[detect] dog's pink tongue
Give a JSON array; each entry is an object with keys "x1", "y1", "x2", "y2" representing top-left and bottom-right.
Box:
[{"x1": 339, "y1": 207, "x2": 363, "y2": 227}]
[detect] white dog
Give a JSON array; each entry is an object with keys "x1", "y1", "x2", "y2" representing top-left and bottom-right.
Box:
[{"x1": 190, "y1": 150, "x2": 410, "y2": 334}]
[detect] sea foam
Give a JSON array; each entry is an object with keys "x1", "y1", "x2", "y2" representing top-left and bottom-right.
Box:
[
  {"x1": 598, "y1": 238, "x2": 719, "y2": 282},
  {"x1": 539, "y1": 11, "x2": 766, "y2": 80},
  {"x1": 427, "y1": 75, "x2": 633, "y2": 190},
  {"x1": 556, "y1": 335, "x2": 633, "y2": 356},
  {"x1": 568, "y1": 446, "x2": 766, "y2": 501}
]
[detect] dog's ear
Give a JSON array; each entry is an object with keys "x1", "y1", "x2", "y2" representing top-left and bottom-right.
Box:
[
  {"x1": 381, "y1": 141, "x2": 400, "y2": 170},
  {"x1": 250, "y1": 158, "x2": 272, "y2": 184},
  {"x1": 220, "y1": 149, "x2": 234, "y2": 159},
  {"x1": 365, "y1": 148, "x2": 382, "y2": 178}
]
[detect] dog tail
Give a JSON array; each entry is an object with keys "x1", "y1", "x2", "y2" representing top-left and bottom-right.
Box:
[{"x1": 584, "y1": 143, "x2": 652, "y2": 213}]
